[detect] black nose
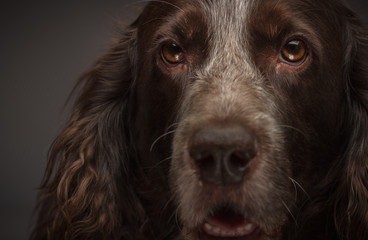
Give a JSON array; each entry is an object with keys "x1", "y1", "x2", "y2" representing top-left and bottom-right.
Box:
[{"x1": 189, "y1": 125, "x2": 257, "y2": 185}]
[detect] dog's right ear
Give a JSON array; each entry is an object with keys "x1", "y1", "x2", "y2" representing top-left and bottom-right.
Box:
[{"x1": 30, "y1": 23, "x2": 145, "y2": 239}]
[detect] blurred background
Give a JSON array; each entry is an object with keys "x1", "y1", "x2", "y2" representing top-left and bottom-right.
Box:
[{"x1": 0, "y1": 1, "x2": 367, "y2": 239}]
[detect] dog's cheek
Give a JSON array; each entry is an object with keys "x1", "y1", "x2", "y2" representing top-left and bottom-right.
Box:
[{"x1": 170, "y1": 123, "x2": 205, "y2": 228}]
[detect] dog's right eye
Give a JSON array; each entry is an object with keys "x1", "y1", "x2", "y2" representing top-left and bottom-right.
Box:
[
  {"x1": 161, "y1": 42, "x2": 185, "y2": 66},
  {"x1": 281, "y1": 39, "x2": 307, "y2": 63}
]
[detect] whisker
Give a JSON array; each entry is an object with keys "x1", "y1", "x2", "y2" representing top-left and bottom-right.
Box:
[
  {"x1": 150, "y1": 130, "x2": 176, "y2": 152},
  {"x1": 281, "y1": 200, "x2": 298, "y2": 227},
  {"x1": 146, "y1": 156, "x2": 172, "y2": 170},
  {"x1": 141, "y1": 157, "x2": 172, "y2": 171},
  {"x1": 289, "y1": 177, "x2": 310, "y2": 199},
  {"x1": 166, "y1": 122, "x2": 179, "y2": 131},
  {"x1": 278, "y1": 124, "x2": 307, "y2": 138},
  {"x1": 290, "y1": 177, "x2": 298, "y2": 201}
]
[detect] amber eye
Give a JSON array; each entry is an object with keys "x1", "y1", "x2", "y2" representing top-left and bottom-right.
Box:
[
  {"x1": 161, "y1": 42, "x2": 185, "y2": 65},
  {"x1": 281, "y1": 39, "x2": 307, "y2": 63}
]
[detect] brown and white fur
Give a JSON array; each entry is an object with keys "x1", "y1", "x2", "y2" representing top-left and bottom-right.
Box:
[{"x1": 31, "y1": 0, "x2": 368, "y2": 240}]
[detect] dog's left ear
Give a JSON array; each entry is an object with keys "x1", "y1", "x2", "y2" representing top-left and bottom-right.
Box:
[{"x1": 335, "y1": 4, "x2": 368, "y2": 239}]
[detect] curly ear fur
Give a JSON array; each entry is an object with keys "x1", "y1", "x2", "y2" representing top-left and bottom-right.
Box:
[
  {"x1": 30, "y1": 25, "x2": 144, "y2": 240},
  {"x1": 335, "y1": 4, "x2": 368, "y2": 239},
  {"x1": 295, "y1": 4, "x2": 368, "y2": 240},
  {"x1": 31, "y1": 2, "x2": 368, "y2": 240}
]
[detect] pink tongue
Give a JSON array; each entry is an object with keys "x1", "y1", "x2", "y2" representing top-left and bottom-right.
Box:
[
  {"x1": 206, "y1": 213, "x2": 248, "y2": 231},
  {"x1": 203, "y1": 210, "x2": 257, "y2": 238}
]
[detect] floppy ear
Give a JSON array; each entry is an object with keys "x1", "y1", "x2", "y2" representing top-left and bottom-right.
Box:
[
  {"x1": 31, "y1": 24, "x2": 145, "y2": 239},
  {"x1": 334, "y1": 6, "x2": 368, "y2": 239}
]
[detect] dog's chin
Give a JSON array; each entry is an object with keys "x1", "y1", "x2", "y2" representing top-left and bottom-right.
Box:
[{"x1": 186, "y1": 204, "x2": 274, "y2": 240}]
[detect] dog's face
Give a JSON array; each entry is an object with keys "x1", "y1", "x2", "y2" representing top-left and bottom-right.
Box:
[
  {"x1": 29, "y1": 0, "x2": 367, "y2": 238},
  {"x1": 132, "y1": 0, "x2": 348, "y2": 239},
  {"x1": 30, "y1": 0, "x2": 368, "y2": 239}
]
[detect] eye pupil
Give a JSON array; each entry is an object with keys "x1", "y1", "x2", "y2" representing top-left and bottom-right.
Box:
[
  {"x1": 162, "y1": 42, "x2": 185, "y2": 65},
  {"x1": 281, "y1": 39, "x2": 306, "y2": 63},
  {"x1": 286, "y1": 41, "x2": 301, "y2": 54}
]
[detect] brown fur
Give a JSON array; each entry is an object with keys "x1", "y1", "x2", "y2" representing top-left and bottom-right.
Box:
[{"x1": 31, "y1": 0, "x2": 368, "y2": 239}]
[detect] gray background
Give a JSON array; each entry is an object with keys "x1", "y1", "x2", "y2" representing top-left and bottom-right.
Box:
[{"x1": 0, "y1": 1, "x2": 367, "y2": 239}]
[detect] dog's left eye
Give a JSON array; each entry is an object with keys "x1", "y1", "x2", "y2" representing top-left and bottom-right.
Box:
[
  {"x1": 281, "y1": 39, "x2": 307, "y2": 63},
  {"x1": 161, "y1": 42, "x2": 185, "y2": 66}
]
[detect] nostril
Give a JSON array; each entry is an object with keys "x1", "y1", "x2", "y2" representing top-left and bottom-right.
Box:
[
  {"x1": 230, "y1": 150, "x2": 257, "y2": 168},
  {"x1": 190, "y1": 148, "x2": 223, "y2": 184},
  {"x1": 225, "y1": 150, "x2": 257, "y2": 184},
  {"x1": 194, "y1": 151, "x2": 214, "y2": 169},
  {"x1": 189, "y1": 125, "x2": 257, "y2": 185},
  {"x1": 230, "y1": 151, "x2": 249, "y2": 169}
]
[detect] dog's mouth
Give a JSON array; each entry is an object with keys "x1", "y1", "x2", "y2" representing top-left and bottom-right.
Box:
[{"x1": 198, "y1": 206, "x2": 261, "y2": 240}]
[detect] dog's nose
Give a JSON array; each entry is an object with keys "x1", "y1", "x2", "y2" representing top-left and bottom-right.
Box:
[{"x1": 189, "y1": 125, "x2": 257, "y2": 185}]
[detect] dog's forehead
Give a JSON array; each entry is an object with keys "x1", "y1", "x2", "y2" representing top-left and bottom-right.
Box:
[
  {"x1": 195, "y1": 0, "x2": 260, "y2": 80},
  {"x1": 140, "y1": 0, "x2": 288, "y2": 47},
  {"x1": 200, "y1": 0, "x2": 255, "y2": 28},
  {"x1": 141, "y1": 0, "x2": 256, "y2": 40}
]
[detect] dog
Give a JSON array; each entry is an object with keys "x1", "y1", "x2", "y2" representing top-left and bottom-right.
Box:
[{"x1": 31, "y1": 0, "x2": 368, "y2": 239}]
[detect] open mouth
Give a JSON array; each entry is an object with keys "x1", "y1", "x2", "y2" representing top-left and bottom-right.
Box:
[{"x1": 199, "y1": 206, "x2": 261, "y2": 240}]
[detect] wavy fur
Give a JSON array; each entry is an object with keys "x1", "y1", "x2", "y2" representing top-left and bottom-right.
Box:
[{"x1": 31, "y1": 1, "x2": 368, "y2": 239}]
